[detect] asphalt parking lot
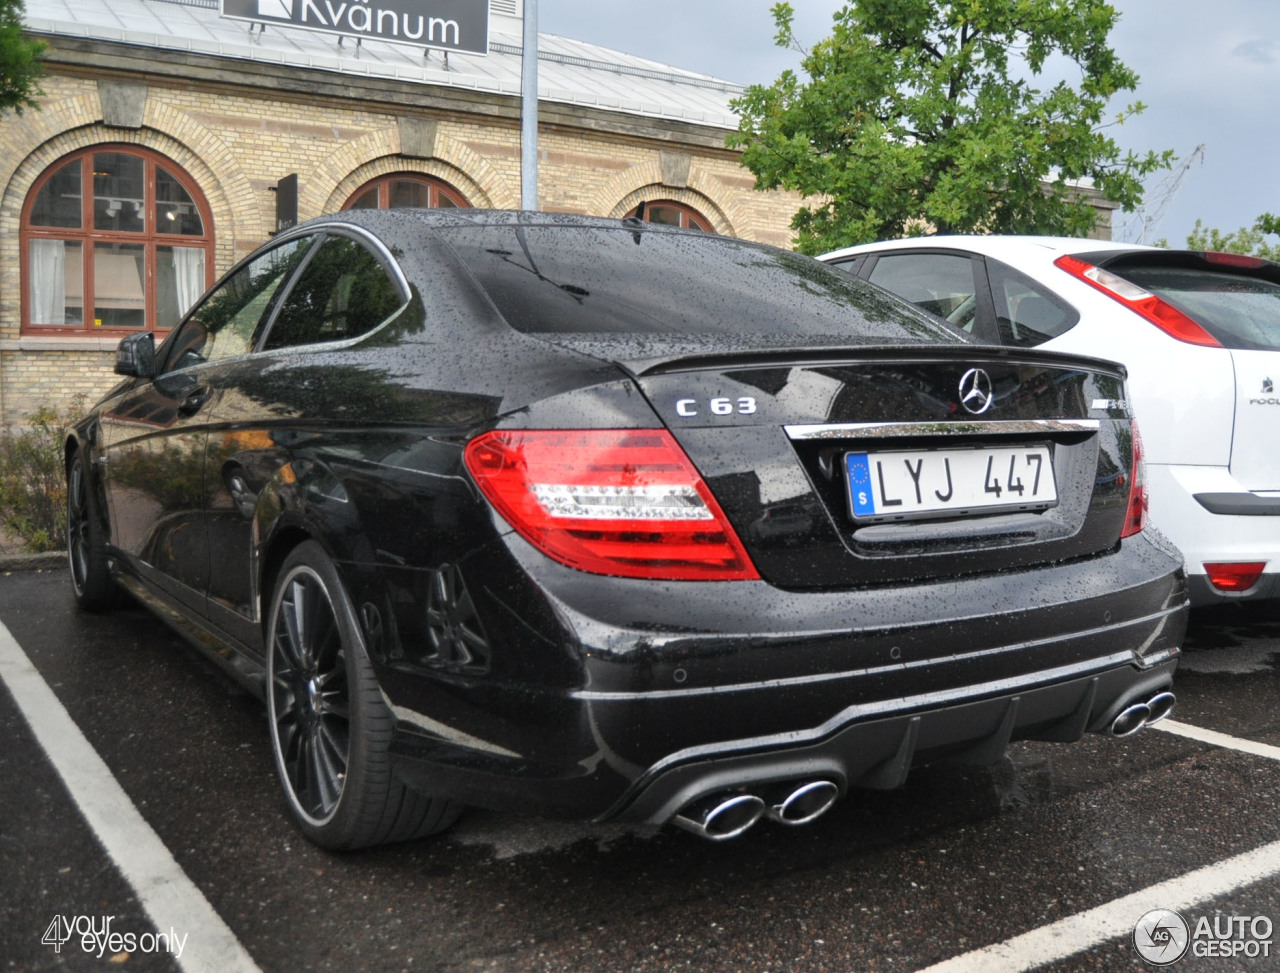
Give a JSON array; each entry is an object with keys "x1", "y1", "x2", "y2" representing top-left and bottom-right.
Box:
[{"x1": 3, "y1": 567, "x2": 1280, "y2": 973}]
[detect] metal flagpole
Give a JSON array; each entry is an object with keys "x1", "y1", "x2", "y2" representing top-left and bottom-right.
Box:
[{"x1": 520, "y1": 0, "x2": 538, "y2": 210}]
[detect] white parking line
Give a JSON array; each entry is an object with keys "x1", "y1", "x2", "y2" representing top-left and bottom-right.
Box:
[
  {"x1": 915, "y1": 837, "x2": 1280, "y2": 973},
  {"x1": 1152, "y1": 719, "x2": 1280, "y2": 761},
  {"x1": 916, "y1": 719, "x2": 1280, "y2": 973},
  {"x1": 0, "y1": 619, "x2": 261, "y2": 973}
]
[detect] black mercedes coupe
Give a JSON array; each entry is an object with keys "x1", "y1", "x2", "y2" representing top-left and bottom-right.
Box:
[{"x1": 65, "y1": 211, "x2": 1187, "y2": 848}]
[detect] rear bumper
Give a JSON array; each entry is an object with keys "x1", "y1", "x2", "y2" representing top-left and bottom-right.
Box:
[
  {"x1": 607, "y1": 657, "x2": 1176, "y2": 825},
  {"x1": 1150, "y1": 464, "x2": 1280, "y2": 604},
  {"x1": 1186, "y1": 573, "x2": 1280, "y2": 605},
  {"x1": 382, "y1": 531, "x2": 1186, "y2": 822}
]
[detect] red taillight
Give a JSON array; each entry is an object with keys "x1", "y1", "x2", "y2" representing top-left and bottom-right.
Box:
[
  {"x1": 1203, "y1": 250, "x2": 1266, "y2": 270},
  {"x1": 1204, "y1": 562, "x2": 1267, "y2": 592},
  {"x1": 1054, "y1": 254, "x2": 1222, "y2": 347},
  {"x1": 463, "y1": 429, "x2": 760, "y2": 581},
  {"x1": 1120, "y1": 420, "x2": 1147, "y2": 538}
]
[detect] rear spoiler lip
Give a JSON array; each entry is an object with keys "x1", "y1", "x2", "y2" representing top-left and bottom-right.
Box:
[
  {"x1": 1077, "y1": 247, "x2": 1280, "y2": 285},
  {"x1": 618, "y1": 342, "x2": 1128, "y2": 381}
]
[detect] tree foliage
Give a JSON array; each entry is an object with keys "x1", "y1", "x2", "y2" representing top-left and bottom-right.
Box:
[
  {"x1": 0, "y1": 0, "x2": 43, "y2": 117},
  {"x1": 728, "y1": 0, "x2": 1173, "y2": 254},
  {"x1": 1178, "y1": 214, "x2": 1280, "y2": 262}
]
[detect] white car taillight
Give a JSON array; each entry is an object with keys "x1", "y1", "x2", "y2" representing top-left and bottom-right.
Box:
[{"x1": 1054, "y1": 254, "x2": 1223, "y2": 348}]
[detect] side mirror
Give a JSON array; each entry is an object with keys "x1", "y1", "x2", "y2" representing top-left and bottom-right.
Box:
[{"x1": 115, "y1": 332, "x2": 156, "y2": 378}]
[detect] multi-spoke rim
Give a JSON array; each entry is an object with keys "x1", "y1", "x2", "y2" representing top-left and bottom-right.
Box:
[
  {"x1": 268, "y1": 566, "x2": 351, "y2": 825},
  {"x1": 425, "y1": 563, "x2": 490, "y2": 669},
  {"x1": 67, "y1": 459, "x2": 90, "y2": 594}
]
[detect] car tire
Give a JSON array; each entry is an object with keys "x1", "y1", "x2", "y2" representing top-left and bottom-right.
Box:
[
  {"x1": 266, "y1": 540, "x2": 461, "y2": 849},
  {"x1": 66, "y1": 450, "x2": 120, "y2": 612}
]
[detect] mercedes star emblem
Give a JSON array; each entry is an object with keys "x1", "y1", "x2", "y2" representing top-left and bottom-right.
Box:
[{"x1": 958, "y1": 367, "x2": 994, "y2": 415}]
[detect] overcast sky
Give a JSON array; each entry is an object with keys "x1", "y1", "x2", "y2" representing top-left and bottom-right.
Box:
[{"x1": 536, "y1": 1, "x2": 1279, "y2": 246}]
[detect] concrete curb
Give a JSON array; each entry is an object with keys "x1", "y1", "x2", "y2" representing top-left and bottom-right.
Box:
[{"x1": 0, "y1": 551, "x2": 66, "y2": 572}]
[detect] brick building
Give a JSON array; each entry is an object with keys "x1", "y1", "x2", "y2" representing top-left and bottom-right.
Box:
[{"x1": 3, "y1": 0, "x2": 807, "y2": 425}]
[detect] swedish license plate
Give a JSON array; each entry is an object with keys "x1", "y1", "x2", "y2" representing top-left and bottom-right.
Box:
[{"x1": 846, "y1": 445, "x2": 1056, "y2": 522}]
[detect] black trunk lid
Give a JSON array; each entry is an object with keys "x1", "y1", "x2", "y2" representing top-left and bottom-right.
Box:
[{"x1": 583, "y1": 340, "x2": 1135, "y2": 589}]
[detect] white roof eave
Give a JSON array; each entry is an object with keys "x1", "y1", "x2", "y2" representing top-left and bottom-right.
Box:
[{"x1": 25, "y1": 0, "x2": 742, "y2": 130}]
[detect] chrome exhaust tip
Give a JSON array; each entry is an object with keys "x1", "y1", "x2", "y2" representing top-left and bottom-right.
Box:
[
  {"x1": 1110, "y1": 702, "x2": 1151, "y2": 737},
  {"x1": 1145, "y1": 691, "x2": 1176, "y2": 726},
  {"x1": 767, "y1": 780, "x2": 840, "y2": 826},
  {"x1": 673, "y1": 793, "x2": 766, "y2": 841}
]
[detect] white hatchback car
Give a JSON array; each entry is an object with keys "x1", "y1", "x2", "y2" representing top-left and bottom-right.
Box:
[{"x1": 820, "y1": 236, "x2": 1280, "y2": 606}]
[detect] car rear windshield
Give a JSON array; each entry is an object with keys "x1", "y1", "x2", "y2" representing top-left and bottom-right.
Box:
[
  {"x1": 439, "y1": 224, "x2": 963, "y2": 344},
  {"x1": 1119, "y1": 266, "x2": 1280, "y2": 351}
]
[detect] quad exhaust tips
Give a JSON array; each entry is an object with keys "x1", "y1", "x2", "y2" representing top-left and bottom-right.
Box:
[
  {"x1": 673, "y1": 686, "x2": 1178, "y2": 841},
  {"x1": 673, "y1": 780, "x2": 840, "y2": 841},
  {"x1": 767, "y1": 780, "x2": 840, "y2": 826},
  {"x1": 1110, "y1": 703, "x2": 1150, "y2": 737},
  {"x1": 1146, "y1": 691, "x2": 1176, "y2": 725},
  {"x1": 1109, "y1": 690, "x2": 1176, "y2": 737},
  {"x1": 673, "y1": 793, "x2": 766, "y2": 841}
]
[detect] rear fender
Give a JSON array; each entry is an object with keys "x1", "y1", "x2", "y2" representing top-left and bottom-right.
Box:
[{"x1": 252, "y1": 458, "x2": 370, "y2": 622}]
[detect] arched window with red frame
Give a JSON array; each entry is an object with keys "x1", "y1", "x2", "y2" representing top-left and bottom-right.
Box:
[
  {"x1": 625, "y1": 200, "x2": 713, "y2": 232},
  {"x1": 343, "y1": 173, "x2": 470, "y2": 211},
  {"x1": 21, "y1": 146, "x2": 215, "y2": 334}
]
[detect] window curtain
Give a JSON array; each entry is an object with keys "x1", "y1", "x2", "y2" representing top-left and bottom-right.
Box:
[
  {"x1": 173, "y1": 247, "x2": 205, "y2": 318},
  {"x1": 29, "y1": 239, "x2": 66, "y2": 325}
]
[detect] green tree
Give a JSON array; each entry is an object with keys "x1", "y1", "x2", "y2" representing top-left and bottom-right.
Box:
[
  {"x1": 1179, "y1": 214, "x2": 1280, "y2": 261},
  {"x1": 0, "y1": 0, "x2": 43, "y2": 116},
  {"x1": 728, "y1": 1, "x2": 1172, "y2": 254}
]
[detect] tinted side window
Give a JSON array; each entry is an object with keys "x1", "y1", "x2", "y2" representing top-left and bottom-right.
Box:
[
  {"x1": 867, "y1": 253, "x2": 980, "y2": 332},
  {"x1": 986, "y1": 262, "x2": 1078, "y2": 347},
  {"x1": 263, "y1": 235, "x2": 404, "y2": 350},
  {"x1": 161, "y1": 236, "x2": 313, "y2": 372},
  {"x1": 825, "y1": 255, "x2": 865, "y2": 276}
]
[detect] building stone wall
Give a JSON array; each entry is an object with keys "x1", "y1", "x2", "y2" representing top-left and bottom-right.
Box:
[
  {"x1": 0, "y1": 46, "x2": 806, "y2": 425},
  {"x1": 1, "y1": 345, "x2": 119, "y2": 421}
]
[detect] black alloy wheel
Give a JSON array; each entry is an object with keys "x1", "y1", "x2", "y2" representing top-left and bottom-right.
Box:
[
  {"x1": 269, "y1": 560, "x2": 351, "y2": 823},
  {"x1": 266, "y1": 541, "x2": 461, "y2": 848},
  {"x1": 66, "y1": 451, "x2": 118, "y2": 611}
]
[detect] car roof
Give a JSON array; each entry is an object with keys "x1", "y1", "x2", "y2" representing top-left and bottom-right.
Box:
[
  {"x1": 281, "y1": 208, "x2": 793, "y2": 262},
  {"x1": 289, "y1": 208, "x2": 699, "y2": 235},
  {"x1": 820, "y1": 235, "x2": 1160, "y2": 263}
]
